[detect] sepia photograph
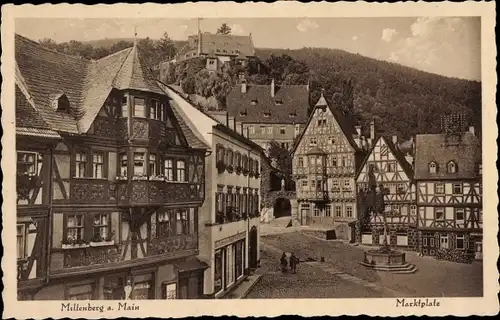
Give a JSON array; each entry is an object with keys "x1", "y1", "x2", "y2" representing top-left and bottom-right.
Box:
[{"x1": 1, "y1": 2, "x2": 498, "y2": 318}]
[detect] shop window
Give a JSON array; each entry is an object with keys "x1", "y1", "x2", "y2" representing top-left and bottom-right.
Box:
[
  {"x1": 164, "y1": 159, "x2": 174, "y2": 181},
  {"x1": 226, "y1": 245, "x2": 235, "y2": 286},
  {"x1": 103, "y1": 275, "x2": 126, "y2": 300},
  {"x1": 132, "y1": 273, "x2": 154, "y2": 299},
  {"x1": 163, "y1": 282, "x2": 177, "y2": 299},
  {"x1": 214, "y1": 249, "x2": 223, "y2": 293},
  {"x1": 235, "y1": 241, "x2": 244, "y2": 279},
  {"x1": 67, "y1": 282, "x2": 95, "y2": 300}
]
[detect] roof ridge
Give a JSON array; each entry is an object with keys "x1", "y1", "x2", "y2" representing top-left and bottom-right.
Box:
[
  {"x1": 16, "y1": 33, "x2": 93, "y2": 63},
  {"x1": 110, "y1": 46, "x2": 134, "y2": 88}
]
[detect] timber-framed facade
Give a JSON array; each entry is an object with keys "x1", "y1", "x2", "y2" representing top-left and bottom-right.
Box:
[{"x1": 16, "y1": 34, "x2": 209, "y2": 300}]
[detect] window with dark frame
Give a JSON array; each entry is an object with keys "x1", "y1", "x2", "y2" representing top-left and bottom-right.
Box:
[
  {"x1": 149, "y1": 154, "x2": 157, "y2": 176},
  {"x1": 120, "y1": 154, "x2": 127, "y2": 176},
  {"x1": 452, "y1": 183, "x2": 462, "y2": 195},
  {"x1": 133, "y1": 153, "x2": 146, "y2": 176},
  {"x1": 164, "y1": 159, "x2": 174, "y2": 181},
  {"x1": 93, "y1": 214, "x2": 110, "y2": 241},
  {"x1": 456, "y1": 234, "x2": 465, "y2": 249},
  {"x1": 176, "y1": 160, "x2": 186, "y2": 182},
  {"x1": 66, "y1": 214, "x2": 84, "y2": 241},
  {"x1": 435, "y1": 209, "x2": 445, "y2": 221},
  {"x1": 17, "y1": 152, "x2": 38, "y2": 175},
  {"x1": 150, "y1": 99, "x2": 162, "y2": 120},
  {"x1": 157, "y1": 211, "x2": 172, "y2": 237},
  {"x1": 75, "y1": 152, "x2": 87, "y2": 178},
  {"x1": 121, "y1": 96, "x2": 128, "y2": 117},
  {"x1": 435, "y1": 183, "x2": 445, "y2": 194},
  {"x1": 133, "y1": 97, "x2": 146, "y2": 117},
  {"x1": 92, "y1": 152, "x2": 104, "y2": 178}
]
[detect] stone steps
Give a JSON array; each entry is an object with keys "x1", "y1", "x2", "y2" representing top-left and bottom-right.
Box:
[{"x1": 359, "y1": 261, "x2": 418, "y2": 273}]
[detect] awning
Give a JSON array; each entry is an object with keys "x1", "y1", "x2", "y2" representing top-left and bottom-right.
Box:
[{"x1": 174, "y1": 257, "x2": 209, "y2": 273}]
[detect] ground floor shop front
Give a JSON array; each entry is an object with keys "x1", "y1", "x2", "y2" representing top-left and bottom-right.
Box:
[
  {"x1": 418, "y1": 230, "x2": 482, "y2": 260},
  {"x1": 19, "y1": 257, "x2": 208, "y2": 300}
]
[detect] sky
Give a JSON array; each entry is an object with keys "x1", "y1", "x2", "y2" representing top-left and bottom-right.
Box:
[{"x1": 15, "y1": 17, "x2": 481, "y2": 81}]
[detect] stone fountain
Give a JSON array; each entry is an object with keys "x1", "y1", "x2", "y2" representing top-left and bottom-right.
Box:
[{"x1": 358, "y1": 174, "x2": 417, "y2": 273}]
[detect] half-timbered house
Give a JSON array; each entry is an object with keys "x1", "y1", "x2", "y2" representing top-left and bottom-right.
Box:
[
  {"x1": 16, "y1": 34, "x2": 209, "y2": 300},
  {"x1": 356, "y1": 136, "x2": 418, "y2": 249},
  {"x1": 159, "y1": 84, "x2": 262, "y2": 298},
  {"x1": 414, "y1": 127, "x2": 482, "y2": 259},
  {"x1": 290, "y1": 91, "x2": 368, "y2": 240}
]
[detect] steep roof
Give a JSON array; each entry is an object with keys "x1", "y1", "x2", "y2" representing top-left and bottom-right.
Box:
[
  {"x1": 161, "y1": 82, "x2": 263, "y2": 153},
  {"x1": 291, "y1": 92, "x2": 361, "y2": 155},
  {"x1": 355, "y1": 136, "x2": 414, "y2": 180},
  {"x1": 414, "y1": 133, "x2": 481, "y2": 180},
  {"x1": 15, "y1": 34, "x2": 167, "y2": 134},
  {"x1": 226, "y1": 84, "x2": 309, "y2": 124},
  {"x1": 178, "y1": 32, "x2": 255, "y2": 59}
]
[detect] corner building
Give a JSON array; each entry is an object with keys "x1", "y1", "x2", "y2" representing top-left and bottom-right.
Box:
[
  {"x1": 16, "y1": 34, "x2": 209, "y2": 300},
  {"x1": 160, "y1": 84, "x2": 262, "y2": 298}
]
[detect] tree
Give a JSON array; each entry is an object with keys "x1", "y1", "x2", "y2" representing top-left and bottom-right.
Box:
[
  {"x1": 137, "y1": 37, "x2": 159, "y2": 69},
  {"x1": 157, "y1": 31, "x2": 177, "y2": 62},
  {"x1": 267, "y1": 140, "x2": 293, "y2": 189},
  {"x1": 216, "y1": 23, "x2": 232, "y2": 35},
  {"x1": 39, "y1": 38, "x2": 59, "y2": 51}
]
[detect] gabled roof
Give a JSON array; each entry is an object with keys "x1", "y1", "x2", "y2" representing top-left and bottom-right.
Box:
[
  {"x1": 355, "y1": 136, "x2": 414, "y2": 181},
  {"x1": 414, "y1": 133, "x2": 481, "y2": 180},
  {"x1": 15, "y1": 34, "x2": 167, "y2": 134},
  {"x1": 291, "y1": 92, "x2": 360, "y2": 156},
  {"x1": 161, "y1": 81, "x2": 264, "y2": 153},
  {"x1": 179, "y1": 32, "x2": 255, "y2": 59},
  {"x1": 227, "y1": 84, "x2": 309, "y2": 124}
]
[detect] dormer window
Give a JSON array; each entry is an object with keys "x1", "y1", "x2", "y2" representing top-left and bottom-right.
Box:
[
  {"x1": 447, "y1": 161, "x2": 457, "y2": 173},
  {"x1": 429, "y1": 161, "x2": 438, "y2": 173},
  {"x1": 50, "y1": 93, "x2": 70, "y2": 113},
  {"x1": 239, "y1": 110, "x2": 247, "y2": 117},
  {"x1": 275, "y1": 100, "x2": 283, "y2": 105},
  {"x1": 250, "y1": 100, "x2": 258, "y2": 105},
  {"x1": 263, "y1": 112, "x2": 271, "y2": 117},
  {"x1": 289, "y1": 112, "x2": 297, "y2": 118}
]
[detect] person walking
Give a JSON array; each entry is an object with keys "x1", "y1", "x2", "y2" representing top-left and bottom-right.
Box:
[
  {"x1": 290, "y1": 252, "x2": 299, "y2": 274},
  {"x1": 280, "y1": 252, "x2": 288, "y2": 273}
]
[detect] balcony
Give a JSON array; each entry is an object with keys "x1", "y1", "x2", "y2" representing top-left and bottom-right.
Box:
[{"x1": 116, "y1": 179, "x2": 203, "y2": 207}]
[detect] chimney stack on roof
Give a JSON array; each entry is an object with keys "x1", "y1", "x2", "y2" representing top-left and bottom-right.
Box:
[
  {"x1": 392, "y1": 135, "x2": 398, "y2": 145},
  {"x1": 271, "y1": 78, "x2": 275, "y2": 97},
  {"x1": 370, "y1": 119, "x2": 375, "y2": 140},
  {"x1": 469, "y1": 126, "x2": 475, "y2": 136}
]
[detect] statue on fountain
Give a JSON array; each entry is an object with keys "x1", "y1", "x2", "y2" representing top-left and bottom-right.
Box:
[{"x1": 358, "y1": 164, "x2": 417, "y2": 273}]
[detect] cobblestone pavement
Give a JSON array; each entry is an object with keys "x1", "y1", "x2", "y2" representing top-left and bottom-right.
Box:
[
  {"x1": 246, "y1": 242, "x2": 395, "y2": 299},
  {"x1": 247, "y1": 232, "x2": 483, "y2": 298}
]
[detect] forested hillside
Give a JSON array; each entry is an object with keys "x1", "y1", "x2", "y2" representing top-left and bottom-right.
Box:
[
  {"x1": 256, "y1": 47, "x2": 482, "y2": 139},
  {"x1": 35, "y1": 36, "x2": 481, "y2": 139}
]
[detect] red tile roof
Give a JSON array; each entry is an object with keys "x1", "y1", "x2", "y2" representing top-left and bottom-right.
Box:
[{"x1": 226, "y1": 84, "x2": 309, "y2": 124}]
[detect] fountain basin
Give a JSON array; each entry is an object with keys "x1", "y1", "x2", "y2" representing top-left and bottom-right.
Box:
[{"x1": 360, "y1": 248, "x2": 418, "y2": 273}]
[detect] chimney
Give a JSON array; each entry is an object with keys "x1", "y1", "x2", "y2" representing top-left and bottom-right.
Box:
[
  {"x1": 392, "y1": 135, "x2": 398, "y2": 145},
  {"x1": 355, "y1": 125, "x2": 361, "y2": 136},
  {"x1": 271, "y1": 78, "x2": 275, "y2": 97},
  {"x1": 241, "y1": 82, "x2": 247, "y2": 94},
  {"x1": 370, "y1": 119, "x2": 375, "y2": 140},
  {"x1": 469, "y1": 126, "x2": 475, "y2": 136}
]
